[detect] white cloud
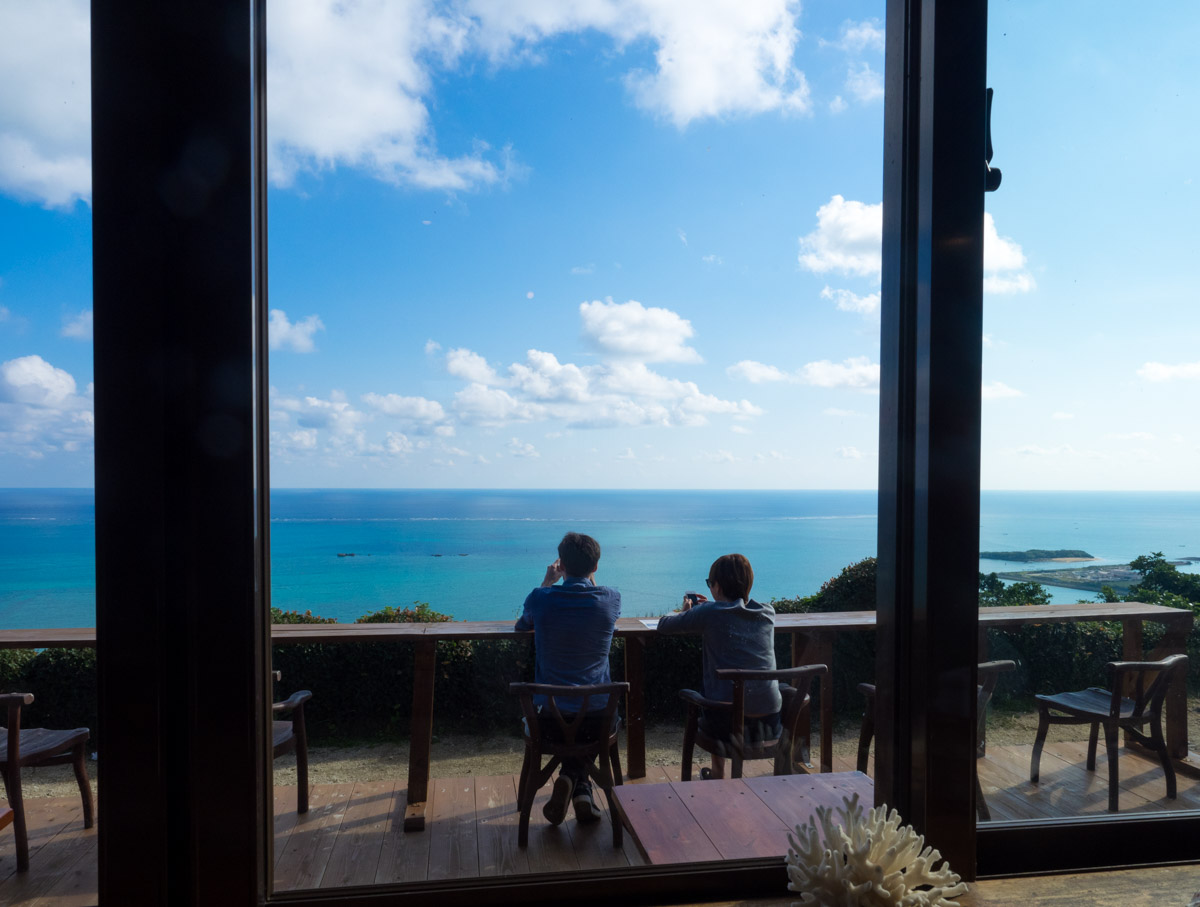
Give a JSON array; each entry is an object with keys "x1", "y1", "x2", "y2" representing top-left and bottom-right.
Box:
[
  {"x1": 798, "y1": 196, "x2": 882, "y2": 278},
  {"x1": 820, "y1": 285, "x2": 879, "y2": 315},
  {"x1": 362, "y1": 392, "x2": 446, "y2": 423},
  {"x1": 453, "y1": 382, "x2": 544, "y2": 425},
  {"x1": 571, "y1": 264, "x2": 595, "y2": 275},
  {"x1": 385, "y1": 431, "x2": 414, "y2": 455},
  {"x1": 424, "y1": 339, "x2": 442, "y2": 354},
  {"x1": 677, "y1": 229, "x2": 688, "y2": 246},
  {"x1": 61, "y1": 309, "x2": 92, "y2": 340},
  {"x1": 580, "y1": 298, "x2": 701, "y2": 363},
  {"x1": 730, "y1": 424, "x2": 751, "y2": 434},
  {"x1": 0, "y1": 354, "x2": 93, "y2": 457},
  {"x1": 291, "y1": 393, "x2": 368, "y2": 442},
  {"x1": 0, "y1": 305, "x2": 8, "y2": 322},
  {"x1": 0, "y1": 0, "x2": 91, "y2": 207},
  {"x1": 699, "y1": 449, "x2": 737, "y2": 464},
  {"x1": 821, "y1": 19, "x2": 885, "y2": 53},
  {"x1": 1012, "y1": 443, "x2": 1108, "y2": 461},
  {"x1": 616, "y1": 447, "x2": 637, "y2": 460},
  {"x1": 981, "y1": 381, "x2": 1023, "y2": 400},
  {"x1": 507, "y1": 437, "x2": 540, "y2": 458},
  {"x1": 508, "y1": 350, "x2": 590, "y2": 401},
  {"x1": 1138, "y1": 361, "x2": 1200, "y2": 382},
  {"x1": 727, "y1": 360, "x2": 791, "y2": 384},
  {"x1": 837, "y1": 446, "x2": 863, "y2": 459},
  {"x1": 844, "y1": 63, "x2": 883, "y2": 103},
  {"x1": 828, "y1": 96, "x2": 848, "y2": 114},
  {"x1": 526, "y1": 291, "x2": 535, "y2": 299},
  {"x1": 446, "y1": 347, "x2": 500, "y2": 384},
  {"x1": 982, "y1": 213, "x2": 1035, "y2": 294},
  {"x1": 798, "y1": 357, "x2": 879, "y2": 390},
  {"x1": 798, "y1": 199, "x2": 1034, "y2": 296},
  {"x1": 268, "y1": 309, "x2": 324, "y2": 353},
  {"x1": 0, "y1": 355, "x2": 77, "y2": 406},
  {"x1": 702, "y1": 254, "x2": 724, "y2": 265},
  {"x1": 1052, "y1": 411, "x2": 1074, "y2": 420},
  {"x1": 1105, "y1": 431, "x2": 1155, "y2": 441}
]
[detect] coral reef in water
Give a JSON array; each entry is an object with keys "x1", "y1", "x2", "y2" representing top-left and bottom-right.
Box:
[{"x1": 785, "y1": 792, "x2": 968, "y2": 907}]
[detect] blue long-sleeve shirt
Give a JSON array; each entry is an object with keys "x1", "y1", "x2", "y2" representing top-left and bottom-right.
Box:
[
  {"x1": 656, "y1": 598, "x2": 781, "y2": 716},
  {"x1": 515, "y1": 577, "x2": 621, "y2": 712}
]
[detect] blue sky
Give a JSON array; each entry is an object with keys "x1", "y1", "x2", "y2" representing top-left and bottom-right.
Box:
[{"x1": 0, "y1": 1, "x2": 1197, "y2": 490}]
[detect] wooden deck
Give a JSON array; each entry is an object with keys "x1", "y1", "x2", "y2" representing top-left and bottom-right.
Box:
[{"x1": 3, "y1": 742, "x2": 1200, "y2": 903}]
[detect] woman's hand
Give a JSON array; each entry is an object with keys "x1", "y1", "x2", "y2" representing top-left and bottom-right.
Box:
[
  {"x1": 680, "y1": 592, "x2": 708, "y2": 611},
  {"x1": 541, "y1": 558, "x2": 564, "y2": 587}
]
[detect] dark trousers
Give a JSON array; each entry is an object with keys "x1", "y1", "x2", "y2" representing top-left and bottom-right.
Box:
[
  {"x1": 536, "y1": 711, "x2": 617, "y2": 791},
  {"x1": 698, "y1": 709, "x2": 783, "y2": 746}
]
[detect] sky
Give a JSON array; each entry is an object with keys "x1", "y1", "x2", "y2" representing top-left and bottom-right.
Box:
[{"x1": 0, "y1": 1, "x2": 1198, "y2": 490}]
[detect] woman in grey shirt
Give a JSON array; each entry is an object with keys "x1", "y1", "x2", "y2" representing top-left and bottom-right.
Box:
[{"x1": 656, "y1": 553, "x2": 781, "y2": 778}]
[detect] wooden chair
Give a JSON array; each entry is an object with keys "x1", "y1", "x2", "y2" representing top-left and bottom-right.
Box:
[
  {"x1": 0, "y1": 692, "x2": 93, "y2": 872},
  {"x1": 510, "y1": 681, "x2": 628, "y2": 848},
  {"x1": 1031, "y1": 654, "x2": 1187, "y2": 812},
  {"x1": 272, "y1": 672, "x2": 312, "y2": 813},
  {"x1": 679, "y1": 664, "x2": 827, "y2": 781},
  {"x1": 857, "y1": 660, "x2": 1015, "y2": 820}
]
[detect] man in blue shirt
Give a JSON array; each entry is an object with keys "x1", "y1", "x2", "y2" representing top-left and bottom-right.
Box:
[{"x1": 515, "y1": 532, "x2": 621, "y2": 825}]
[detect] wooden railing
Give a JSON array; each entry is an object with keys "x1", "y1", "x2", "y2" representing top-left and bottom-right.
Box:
[{"x1": 0, "y1": 601, "x2": 1192, "y2": 831}]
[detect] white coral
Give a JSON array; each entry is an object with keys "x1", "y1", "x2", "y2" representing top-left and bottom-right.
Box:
[{"x1": 785, "y1": 793, "x2": 968, "y2": 907}]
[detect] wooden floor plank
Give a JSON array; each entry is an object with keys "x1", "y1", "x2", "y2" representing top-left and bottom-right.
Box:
[
  {"x1": 743, "y1": 771, "x2": 873, "y2": 835},
  {"x1": 23, "y1": 830, "x2": 98, "y2": 907},
  {"x1": 521, "y1": 778, "x2": 581, "y2": 875},
  {"x1": 319, "y1": 781, "x2": 396, "y2": 888},
  {"x1": 0, "y1": 804, "x2": 94, "y2": 907},
  {"x1": 474, "y1": 774, "x2": 529, "y2": 878},
  {"x1": 563, "y1": 783, "x2": 630, "y2": 871},
  {"x1": 374, "y1": 787, "x2": 431, "y2": 885},
  {"x1": 0, "y1": 798, "x2": 83, "y2": 884},
  {"x1": 426, "y1": 777, "x2": 479, "y2": 881},
  {"x1": 611, "y1": 781, "x2": 722, "y2": 865},
  {"x1": 273, "y1": 782, "x2": 354, "y2": 892},
  {"x1": 668, "y1": 780, "x2": 789, "y2": 860}
]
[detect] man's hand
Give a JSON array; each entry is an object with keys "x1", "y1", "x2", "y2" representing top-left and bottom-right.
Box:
[
  {"x1": 541, "y1": 558, "x2": 564, "y2": 587},
  {"x1": 679, "y1": 592, "x2": 708, "y2": 611}
]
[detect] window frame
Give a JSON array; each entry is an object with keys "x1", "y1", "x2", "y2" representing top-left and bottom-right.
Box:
[{"x1": 90, "y1": 1, "x2": 1197, "y2": 904}]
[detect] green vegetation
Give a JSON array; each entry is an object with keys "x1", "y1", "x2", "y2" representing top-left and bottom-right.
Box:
[{"x1": 979, "y1": 549, "x2": 1093, "y2": 562}]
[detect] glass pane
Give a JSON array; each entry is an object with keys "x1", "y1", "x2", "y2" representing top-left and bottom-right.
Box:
[
  {"x1": 978, "y1": 2, "x2": 1200, "y2": 826},
  {"x1": 264, "y1": 1, "x2": 887, "y2": 889},
  {"x1": 0, "y1": 0, "x2": 98, "y2": 896}
]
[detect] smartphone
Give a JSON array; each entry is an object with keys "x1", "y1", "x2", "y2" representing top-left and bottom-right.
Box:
[{"x1": 683, "y1": 592, "x2": 701, "y2": 607}]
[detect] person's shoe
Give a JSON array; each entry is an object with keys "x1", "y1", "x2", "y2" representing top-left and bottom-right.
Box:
[
  {"x1": 700, "y1": 767, "x2": 714, "y2": 780},
  {"x1": 572, "y1": 783, "x2": 603, "y2": 824},
  {"x1": 542, "y1": 775, "x2": 574, "y2": 826}
]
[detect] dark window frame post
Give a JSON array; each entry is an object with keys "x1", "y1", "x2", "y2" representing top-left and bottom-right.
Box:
[{"x1": 875, "y1": 0, "x2": 988, "y2": 879}]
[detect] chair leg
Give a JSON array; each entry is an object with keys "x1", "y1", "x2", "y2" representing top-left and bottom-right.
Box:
[
  {"x1": 294, "y1": 733, "x2": 309, "y2": 815},
  {"x1": 516, "y1": 755, "x2": 535, "y2": 848},
  {"x1": 71, "y1": 743, "x2": 95, "y2": 828},
  {"x1": 1151, "y1": 714, "x2": 1177, "y2": 800},
  {"x1": 856, "y1": 708, "x2": 874, "y2": 775},
  {"x1": 3, "y1": 763, "x2": 29, "y2": 872},
  {"x1": 1030, "y1": 706, "x2": 1050, "y2": 783},
  {"x1": 609, "y1": 739, "x2": 623, "y2": 786},
  {"x1": 1086, "y1": 722, "x2": 1100, "y2": 771},
  {"x1": 593, "y1": 746, "x2": 623, "y2": 849},
  {"x1": 1104, "y1": 723, "x2": 1120, "y2": 812},
  {"x1": 680, "y1": 709, "x2": 697, "y2": 782}
]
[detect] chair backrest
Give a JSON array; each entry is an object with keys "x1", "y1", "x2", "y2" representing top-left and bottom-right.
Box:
[
  {"x1": 976, "y1": 660, "x2": 1016, "y2": 731},
  {"x1": 0, "y1": 693, "x2": 34, "y2": 766},
  {"x1": 715, "y1": 665, "x2": 828, "y2": 744},
  {"x1": 509, "y1": 682, "x2": 629, "y2": 748},
  {"x1": 1107, "y1": 654, "x2": 1188, "y2": 721}
]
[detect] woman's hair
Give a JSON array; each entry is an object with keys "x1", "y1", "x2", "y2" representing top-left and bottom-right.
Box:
[{"x1": 708, "y1": 553, "x2": 753, "y2": 601}]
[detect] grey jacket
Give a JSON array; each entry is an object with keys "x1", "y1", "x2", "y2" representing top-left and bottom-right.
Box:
[{"x1": 656, "y1": 598, "x2": 782, "y2": 716}]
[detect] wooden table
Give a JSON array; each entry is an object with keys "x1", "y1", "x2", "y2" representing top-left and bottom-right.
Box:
[
  {"x1": 0, "y1": 601, "x2": 1190, "y2": 832},
  {"x1": 612, "y1": 771, "x2": 874, "y2": 865}
]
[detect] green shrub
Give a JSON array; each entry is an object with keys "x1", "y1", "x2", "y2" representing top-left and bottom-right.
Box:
[{"x1": 16, "y1": 648, "x2": 98, "y2": 748}]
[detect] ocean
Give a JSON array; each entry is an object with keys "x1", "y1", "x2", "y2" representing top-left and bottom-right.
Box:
[{"x1": 1, "y1": 488, "x2": 1199, "y2": 629}]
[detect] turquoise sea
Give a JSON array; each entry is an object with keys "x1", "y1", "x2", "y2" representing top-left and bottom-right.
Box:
[{"x1": 1, "y1": 489, "x2": 1199, "y2": 629}]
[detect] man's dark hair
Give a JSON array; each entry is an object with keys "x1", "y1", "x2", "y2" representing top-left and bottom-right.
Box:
[
  {"x1": 558, "y1": 532, "x2": 601, "y2": 577},
  {"x1": 708, "y1": 553, "x2": 754, "y2": 601}
]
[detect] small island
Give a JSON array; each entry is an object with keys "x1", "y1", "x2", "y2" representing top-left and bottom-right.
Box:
[{"x1": 980, "y1": 549, "x2": 1094, "y2": 563}]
